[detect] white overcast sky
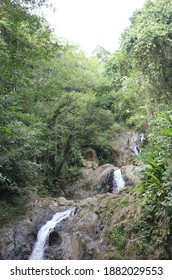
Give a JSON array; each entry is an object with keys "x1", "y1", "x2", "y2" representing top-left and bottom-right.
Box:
[{"x1": 43, "y1": 0, "x2": 147, "y2": 53}]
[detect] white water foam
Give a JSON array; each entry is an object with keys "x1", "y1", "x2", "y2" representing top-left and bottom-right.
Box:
[
  {"x1": 112, "y1": 169, "x2": 125, "y2": 193},
  {"x1": 29, "y1": 207, "x2": 76, "y2": 260},
  {"x1": 131, "y1": 143, "x2": 139, "y2": 155}
]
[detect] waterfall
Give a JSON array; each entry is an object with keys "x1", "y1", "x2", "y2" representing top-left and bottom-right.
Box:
[
  {"x1": 112, "y1": 169, "x2": 125, "y2": 193},
  {"x1": 130, "y1": 133, "x2": 145, "y2": 156},
  {"x1": 130, "y1": 143, "x2": 139, "y2": 155},
  {"x1": 29, "y1": 207, "x2": 76, "y2": 260}
]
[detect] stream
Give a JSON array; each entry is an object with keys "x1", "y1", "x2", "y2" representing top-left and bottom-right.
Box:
[{"x1": 29, "y1": 207, "x2": 76, "y2": 260}]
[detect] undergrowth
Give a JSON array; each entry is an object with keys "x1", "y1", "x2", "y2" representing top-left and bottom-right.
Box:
[
  {"x1": 131, "y1": 112, "x2": 172, "y2": 257},
  {"x1": 0, "y1": 195, "x2": 27, "y2": 226}
]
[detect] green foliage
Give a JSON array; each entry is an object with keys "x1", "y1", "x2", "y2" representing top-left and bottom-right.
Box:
[
  {"x1": 0, "y1": 195, "x2": 27, "y2": 226},
  {"x1": 138, "y1": 112, "x2": 172, "y2": 198},
  {"x1": 105, "y1": 0, "x2": 172, "y2": 133},
  {"x1": 103, "y1": 0, "x2": 172, "y2": 256},
  {"x1": 132, "y1": 213, "x2": 170, "y2": 254},
  {"x1": 121, "y1": 0, "x2": 172, "y2": 100},
  {"x1": 0, "y1": 0, "x2": 50, "y2": 196},
  {"x1": 133, "y1": 112, "x2": 172, "y2": 254},
  {"x1": 0, "y1": 0, "x2": 118, "y2": 205},
  {"x1": 109, "y1": 224, "x2": 127, "y2": 251},
  {"x1": 1, "y1": 0, "x2": 172, "y2": 252},
  {"x1": 92, "y1": 45, "x2": 111, "y2": 62},
  {"x1": 106, "y1": 51, "x2": 132, "y2": 91},
  {"x1": 105, "y1": 45, "x2": 151, "y2": 129}
]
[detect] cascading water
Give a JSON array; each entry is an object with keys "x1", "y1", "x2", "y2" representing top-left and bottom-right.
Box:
[
  {"x1": 130, "y1": 143, "x2": 139, "y2": 155},
  {"x1": 112, "y1": 169, "x2": 125, "y2": 193},
  {"x1": 29, "y1": 207, "x2": 76, "y2": 260},
  {"x1": 130, "y1": 133, "x2": 145, "y2": 156}
]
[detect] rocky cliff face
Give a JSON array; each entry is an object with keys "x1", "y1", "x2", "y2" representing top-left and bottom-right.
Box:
[
  {"x1": 0, "y1": 188, "x2": 168, "y2": 260},
  {"x1": 0, "y1": 190, "x2": 134, "y2": 260},
  {"x1": 0, "y1": 135, "x2": 169, "y2": 260},
  {"x1": 112, "y1": 130, "x2": 143, "y2": 166},
  {"x1": 0, "y1": 158, "x2": 152, "y2": 260},
  {"x1": 0, "y1": 159, "x2": 139, "y2": 260}
]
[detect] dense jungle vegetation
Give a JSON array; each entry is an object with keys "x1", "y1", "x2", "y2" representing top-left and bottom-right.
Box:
[{"x1": 0, "y1": 0, "x2": 172, "y2": 255}]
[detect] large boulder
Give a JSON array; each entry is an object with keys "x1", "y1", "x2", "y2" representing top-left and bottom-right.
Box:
[
  {"x1": 63, "y1": 164, "x2": 117, "y2": 199},
  {"x1": 0, "y1": 197, "x2": 75, "y2": 260}
]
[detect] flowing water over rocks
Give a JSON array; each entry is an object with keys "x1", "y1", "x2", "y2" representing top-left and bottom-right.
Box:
[
  {"x1": 29, "y1": 207, "x2": 76, "y2": 260},
  {"x1": 1, "y1": 132, "x2": 166, "y2": 260},
  {"x1": 0, "y1": 162, "x2": 140, "y2": 260},
  {"x1": 0, "y1": 160, "x2": 168, "y2": 260},
  {"x1": 112, "y1": 130, "x2": 143, "y2": 165},
  {"x1": 112, "y1": 169, "x2": 125, "y2": 193}
]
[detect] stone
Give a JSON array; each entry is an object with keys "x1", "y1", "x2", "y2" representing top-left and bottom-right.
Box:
[
  {"x1": 112, "y1": 130, "x2": 144, "y2": 166},
  {"x1": 63, "y1": 164, "x2": 117, "y2": 200},
  {"x1": 82, "y1": 148, "x2": 100, "y2": 165},
  {"x1": 0, "y1": 188, "x2": 170, "y2": 260}
]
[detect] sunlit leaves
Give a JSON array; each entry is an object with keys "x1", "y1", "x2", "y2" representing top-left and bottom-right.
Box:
[{"x1": 121, "y1": 0, "x2": 172, "y2": 98}]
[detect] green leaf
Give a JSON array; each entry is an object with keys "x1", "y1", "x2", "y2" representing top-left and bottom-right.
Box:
[{"x1": 160, "y1": 128, "x2": 172, "y2": 136}]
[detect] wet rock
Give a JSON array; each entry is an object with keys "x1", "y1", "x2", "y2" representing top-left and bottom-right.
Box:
[
  {"x1": 0, "y1": 188, "x2": 170, "y2": 260},
  {"x1": 0, "y1": 161, "x2": 138, "y2": 260},
  {"x1": 112, "y1": 130, "x2": 143, "y2": 166},
  {"x1": 64, "y1": 164, "x2": 117, "y2": 199},
  {"x1": 49, "y1": 231, "x2": 62, "y2": 246},
  {"x1": 94, "y1": 168, "x2": 117, "y2": 193}
]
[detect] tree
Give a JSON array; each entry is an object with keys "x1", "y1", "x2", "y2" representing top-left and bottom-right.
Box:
[
  {"x1": 92, "y1": 45, "x2": 111, "y2": 62},
  {"x1": 121, "y1": 0, "x2": 172, "y2": 100},
  {"x1": 0, "y1": 0, "x2": 55, "y2": 196}
]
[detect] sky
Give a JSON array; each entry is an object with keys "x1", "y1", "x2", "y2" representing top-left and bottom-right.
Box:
[{"x1": 42, "y1": 0, "x2": 147, "y2": 54}]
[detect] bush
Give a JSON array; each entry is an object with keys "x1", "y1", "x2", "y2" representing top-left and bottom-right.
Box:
[{"x1": 134, "y1": 112, "x2": 172, "y2": 254}]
